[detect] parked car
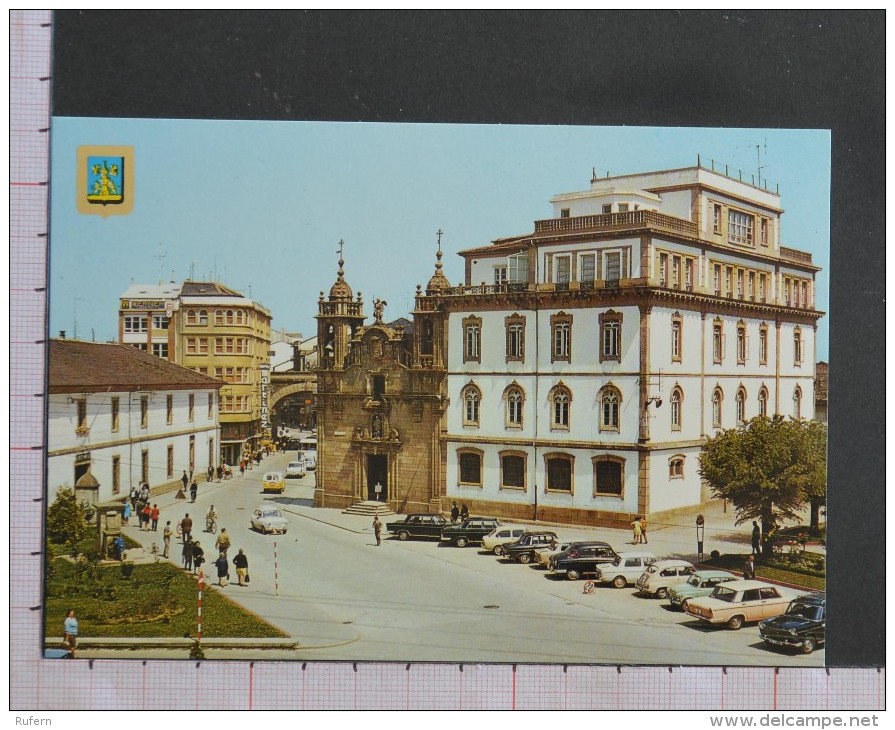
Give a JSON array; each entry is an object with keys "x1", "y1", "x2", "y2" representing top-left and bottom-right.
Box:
[
  {"x1": 759, "y1": 593, "x2": 826, "y2": 653},
  {"x1": 592, "y1": 551, "x2": 657, "y2": 588},
  {"x1": 684, "y1": 580, "x2": 792, "y2": 630},
  {"x1": 667, "y1": 570, "x2": 739, "y2": 610},
  {"x1": 303, "y1": 453, "x2": 317, "y2": 471},
  {"x1": 386, "y1": 513, "x2": 449, "y2": 540},
  {"x1": 285, "y1": 461, "x2": 306, "y2": 478},
  {"x1": 635, "y1": 559, "x2": 697, "y2": 598},
  {"x1": 482, "y1": 526, "x2": 527, "y2": 555},
  {"x1": 535, "y1": 541, "x2": 575, "y2": 568},
  {"x1": 261, "y1": 471, "x2": 286, "y2": 493},
  {"x1": 550, "y1": 541, "x2": 619, "y2": 580},
  {"x1": 503, "y1": 531, "x2": 559, "y2": 564},
  {"x1": 440, "y1": 517, "x2": 502, "y2": 547},
  {"x1": 250, "y1": 505, "x2": 289, "y2": 534}
]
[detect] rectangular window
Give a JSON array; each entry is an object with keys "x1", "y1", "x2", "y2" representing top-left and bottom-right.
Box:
[
  {"x1": 152, "y1": 342, "x2": 169, "y2": 359},
  {"x1": 760, "y1": 218, "x2": 769, "y2": 246},
  {"x1": 546, "y1": 458, "x2": 573, "y2": 492},
  {"x1": 167, "y1": 445, "x2": 174, "y2": 478},
  {"x1": 141, "y1": 449, "x2": 149, "y2": 483},
  {"x1": 152, "y1": 314, "x2": 169, "y2": 330},
  {"x1": 123, "y1": 315, "x2": 147, "y2": 333},
  {"x1": 111, "y1": 397, "x2": 119, "y2": 433},
  {"x1": 555, "y1": 256, "x2": 571, "y2": 285},
  {"x1": 112, "y1": 455, "x2": 120, "y2": 494},
  {"x1": 458, "y1": 452, "x2": 482, "y2": 486},
  {"x1": 580, "y1": 254, "x2": 595, "y2": 283},
  {"x1": 713, "y1": 264, "x2": 722, "y2": 296},
  {"x1": 560, "y1": 208, "x2": 570, "y2": 218},
  {"x1": 728, "y1": 210, "x2": 754, "y2": 246},
  {"x1": 713, "y1": 323, "x2": 724, "y2": 364},
  {"x1": 166, "y1": 394, "x2": 173, "y2": 424},
  {"x1": 658, "y1": 253, "x2": 668, "y2": 287},
  {"x1": 712, "y1": 203, "x2": 722, "y2": 234},
  {"x1": 737, "y1": 326, "x2": 747, "y2": 363},
  {"x1": 685, "y1": 259, "x2": 694, "y2": 291},
  {"x1": 214, "y1": 338, "x2": 224, "y2": 354},
  {"x1": 600, "y1": 313, "x2": 621, "y2": 362},
  {"x1": 602, "y1": 204, "x2": 612, "y2": 214},
  {"x1": 617, "y1": 203, "x2": 629, "y2": 213},
  {"x1": 186, "y1": 338, "x2": 197, "y2": 355},
  {"x1": 736, "y1": 270, "x2": 744, "y2": 300},
  {"x1": 604, "y1": 252, "x2": 621, "y2": 283},
  {"x1": 140, "y1": 396, "x2": 148, "y2": 429},
  {"x1": 226, "y1": 337, "x2": 235, "y2": 353},
  {"x1": 198, "y1": 338, "x2": 209, "y2": 354},
  {"x1": 794, "y1": 331, "x2": 803, "y2": 366},
  {"x1": 671, "y1": 256, "x2": 681, "y2": 289},
  {"x1": 188, "y1": 394, "x2": 195, "y2": 421},
  {"x1": 551, "y1": 315, "x2": 572, "y2": 362},
  {"x1": 671, "y1": 319, "x2": 682, "y2": 362},
  {"x1": 759, "y1": 328, "x2": 768, "y2": 365},
  {"x1": 759, "y1": 273, "x2": 767, "y2": 302},
  {"x1": 505, "y1": 316, "x2": 525, "y2": 361},
  {"x1": 501, "y1": 454, "x2": 526, "y2": 489},
  {"x1": 594, "y1": 459, "x2": 623, "y2": 497},
  {"x1": 507, "y1": 252, "x2": 529, "y2": 284},
  {"x1": 463, "y1": 317, "x2": 481, "y2": 363},
  {"x1": 748, "y1": 272, "x2": 756, "y2": 301},
  {"x1": 208, "y1": 393, "x2": 214, "y2": 418},
  {"x1": 493, "y1": 266, "x2": 508, "y2": 285},
  {"x1": 725, "y1": 267, "x2": 733, "y2": 298}
]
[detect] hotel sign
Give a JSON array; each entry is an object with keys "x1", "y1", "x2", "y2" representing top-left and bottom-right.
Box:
[
  {"x1": 259, "y1": 365, "x2": 270, "y2": 428},
  {"x1": 121, "y1": 299, "x2": 166, "y2": 310}
]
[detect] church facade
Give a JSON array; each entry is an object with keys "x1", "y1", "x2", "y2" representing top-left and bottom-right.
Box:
[{"x1": 316, "y1": 164, "x2": 823, "y2": 526}]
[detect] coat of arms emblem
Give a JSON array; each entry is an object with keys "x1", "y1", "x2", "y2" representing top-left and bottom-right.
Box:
[{"x1": 77, "y1": 145, "x2": 134, "y2": 217}]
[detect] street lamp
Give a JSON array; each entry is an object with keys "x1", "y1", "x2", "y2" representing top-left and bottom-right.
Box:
[{"x1": 696, "y1": 514, "x2": 705, "y2": 562}]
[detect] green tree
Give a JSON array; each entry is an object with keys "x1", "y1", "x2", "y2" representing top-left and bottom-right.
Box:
[
  {"x1": 698, "y1": 415, "x2": 827, "y2": 556},
  {"x1": 46, "y1": 487, "x2": 88, "y2": 551}
]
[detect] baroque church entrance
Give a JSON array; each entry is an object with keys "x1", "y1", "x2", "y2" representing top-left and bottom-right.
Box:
[{"x1": 366, "y1": 454, "x2": 388, "y2": 501}]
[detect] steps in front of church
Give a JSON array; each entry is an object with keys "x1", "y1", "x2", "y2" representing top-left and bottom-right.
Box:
[{"x1": 342, "y1": 500, "x2": 396, "y2": 516}]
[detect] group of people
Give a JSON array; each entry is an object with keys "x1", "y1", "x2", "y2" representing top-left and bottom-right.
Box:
[
  {"x1": 631, "y1": 515, "x2": 649, "y2": 544},
  {"x1": 123, "y1": 482, "x2": 159, "y2": 530},
  {"x1": 449, "y1": 501, "x2": 469, "y2": 522},
  {"x1": 205, "y1": 464, "x2": 231, "y2": 483}
]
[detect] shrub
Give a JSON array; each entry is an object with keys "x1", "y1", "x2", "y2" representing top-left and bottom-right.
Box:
[{"x1": 46, "y1": 487, "x2": 88, "y2": 549}]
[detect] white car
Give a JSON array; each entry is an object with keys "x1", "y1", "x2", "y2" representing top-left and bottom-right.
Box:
[
  {"x1": 593, "y1": 551, "x2": 657, "y2": 588},
  {"x1": 285, "y1": 461, "x2": 306, "y2": 478},
  {"x1": 635, "y1": 559, "x2": 697, "y2": 598},
  {"x1": 482, "y1": 526, "x2": 526, "y2": 555},
  {"x1": 302, "y1": 453, "x2": 317, "y2": 471},
  {"x1": 250, "y1": 506, "x2": 289, "y2": 535}
]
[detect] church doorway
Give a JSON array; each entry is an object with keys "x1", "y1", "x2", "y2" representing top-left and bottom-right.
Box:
[{"x1": 366, "y1": 454, "x2": 388, "y2": 501}]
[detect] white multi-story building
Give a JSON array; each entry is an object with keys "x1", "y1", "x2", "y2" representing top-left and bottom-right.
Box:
[
  {"x1": 47, "y1": 339, "x2": 224, "y2": 503},
  {"x1": 426, "y1": 164, "x2": 822, "y2": 525}
]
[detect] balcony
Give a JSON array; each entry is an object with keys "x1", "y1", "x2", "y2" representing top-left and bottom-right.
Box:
[
  {"x1": 779, "y1": 246, "x2": 813, "y2": 264},
  {"x1": 534, "y1": 209, "x2": 698, "y2": 238}
]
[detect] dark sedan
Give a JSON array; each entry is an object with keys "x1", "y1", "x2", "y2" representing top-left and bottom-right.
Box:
[
  {"x1": 440, "y1": 517, "x2": 502, "y2": 547},
  {"x1": 759, "y1": 593, "x2": 826, "y2": 654},
  {"x1": 503, "y1": 531, "x2": 559, "y2": 564},
  {"x1": 386, "y1": 513, "x2": 449, "y2": 540},
  {"x1": 550, "y1": 541, "x2": 619, "y2": 580}
]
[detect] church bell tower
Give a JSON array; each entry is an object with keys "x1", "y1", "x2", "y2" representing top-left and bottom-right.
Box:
[{"x1": 316, "y1": 241, "x2": 366, "y2": 370}]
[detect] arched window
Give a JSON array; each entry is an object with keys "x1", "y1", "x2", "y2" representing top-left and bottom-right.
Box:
[
  {"x1": 198, "y1": 309, "x2": 208, "y2": 325},
  {"x1": 462, "y1": 315, "x2": 482, "y2": 363},
  {"x1": 598, "y1": 385, "x2": 621, "y2": 431},
  {"x1": 670, "y1": 386, "x2": 683, "y2": 431},
  {"x1": 712, "y1": 387, "x2": 723, "y2": 428},
  {"x1": 214, "y1": 309, "x2": 224, "y2": 325},
  {"x1": 226, "y1": 309, "x2": 235, "y2": 325},
  {"x1": 550, "y1": 384, "x2": 571, "y2": 430},
  {"x1": 186, "y1": 309, "x2": 197, "y2": 325},
  {"x1": 669, "y1": 455, "x2": 685, "y2": 479},
  {"x1": 671, "y1": 312, "x2": 682, "y2": 363},
  {"x1": 759, "y1": 323, "x2": 769, "y2": 365},
  {"x1": 713, "y1": 318, "x2": 724, "y2": 364},
  {"x1": 736, "y1": 386, "x2": 747, "y2": 424},
  {"x1": 793, "y1": 386, "x2": 802, "y2": 420},
  {"x1": 736, "y1": 320, "x2": 747, "y2": 363},
  {"x1": 758, "y1": 386, "x2": 769, "y2": 417},
  {"x1": 461, "y1": 383, "x2": 481, "y2": 426},
  {"x1": 793, "y1": 327, "x2": 803, "y2": 366},
  {"x1": 504, "y1": 385, "x2": 524, "y2": 428}
]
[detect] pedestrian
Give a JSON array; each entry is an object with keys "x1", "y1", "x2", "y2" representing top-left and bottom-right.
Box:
[
  {"x1": 239, "y1": 461, "x2": 246, "y2": 476},
  {"x1": 139, "y1": 482, "x2": 150, "y2": 504},
  {"x1": 122, "y1": 499, "x2": 131, "y2": 525},
  {"x1": 460, "y1": 504, "x2": 469, "y2": 521},
  {"x1": 374, "y1": 481, "x2": 383, "y2": 502},
  {"x1": 206, "y1": 504, "x2": 218, "y2": 533},
  {"x1": 181, "y1": 470, "x2": 189, "y2": 492},
  {"x1": 207, "y1": 465, "x2": 214, "y2": 482},
  {"x1": 150, "y1": 504, "x2": 160, "y2": 531},
  {"x1": 751, "y1": 521, "x2": 761, "y2": 555},
  {"x1": 216, "y1": 464, "x2": 223, "y2": 482},
  {"x1": 631, "y1": 516, "x2": 643, "y2": 544},
  {"x1": 162, "y1": 521, "x2": 173, "y2": 558},
  {"x1": 742, "y1": 554, "x2": 757, "y2": 580},
  {"x1": 373, "y1": 515, "x2": 382, "y2": 546},
  {"x1": 192, "y1": 541, "x2": 205, "y2": 573},
  {"x1": 181, "y1": 513, "x2": 193, "y2": 543},
  {"x1": 189, "y1": 480, "x2": 198, "y2": 503},
  {"x1": 182, "y1": 538, "x2": 193, "y2": 571},
  {"x1": 129, "y1": 484, "x2": 139, "y2": 509},
  {"x1": 141, "y1": 503, "x2": 152, "y2": 531},
  {"x1": 232, "y1": 549, "x2": 249, "y2": 586},
  {"x1": 113, "y1": 534, "x2": 126, "y2": 561},
  {"x1": 450, "y1": 501, "x2": 459, "y2": 522},
  {"x1": 215, "y1": 527, "x2": 231, "y2": 558},
  {"x1": 214, "y1": 551, "x2": 229, "y2": 586},
  {"x1": 640, "y1": 516, "x2": 648, "y2": 544},
  {"x1": 62, "y1": 609, "x2": 79, "y2": 658}
]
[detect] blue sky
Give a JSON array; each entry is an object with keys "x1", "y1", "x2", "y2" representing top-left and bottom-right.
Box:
[{"x1": 49, "y1": 119, "x2": 830, "y2": 359}]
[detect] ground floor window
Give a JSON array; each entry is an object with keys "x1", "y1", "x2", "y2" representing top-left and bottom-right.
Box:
[
  {"x1": 500, "y1": 453, "x2": 526, "y2": 490},
  {"x1": 593, "y1": 456, "x2": 624, "y2": 497},
  {"x1": 545, "y1": 454, "x2": 573, "y2": 492},
  {"x1": 458, "y1": 450, "x2": 483, "y2": 486}
]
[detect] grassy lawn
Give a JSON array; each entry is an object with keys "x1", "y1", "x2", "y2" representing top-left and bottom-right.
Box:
[
  {"x1": 44, "y1": 553, "x2": 288, "y2": 640},
  {"x1": 702, "y1": 552, "x2": 826, "y2": 592}
]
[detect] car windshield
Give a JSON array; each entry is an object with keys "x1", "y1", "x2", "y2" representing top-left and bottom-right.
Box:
[
  {"x1": 687, "y1": 575, "x2": 701, "y2": 587},
  {"x1": 262, "y1": 510, "x2": 280, "y2": 517},
  {"x1": 787, "y1": 604, "x2": 823, "y2": 621},
  {"x1": 711, "y1": 586, "x2": 738, "y2": 602},
  {"x1": 644, "y1": 564, "x2": 659, "y2": 574}
]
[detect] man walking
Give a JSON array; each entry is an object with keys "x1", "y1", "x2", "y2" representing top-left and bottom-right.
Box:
[
  {"x1": 751, "y1": 521, "x2": 761, "y2": 555},
  {"x1": 373, "y1": 515, "x2": 382, "y2": 546},
  {"x1": 181, "y1": 513, "x2": 192, "y2": 544},
  {"x1": 743, "y1": 554, "x2": 757, "y2": 580},
  {"x1": 150, "y1": 504, "x2": 160, "y2": 531},
  {"x1": 232, "y1": 549, "x2": 249, "y2": 586},
  {"x1": 162, "y1": 521, "x2": 173, "y2": 558},
  {"x1": 189, "y1": 479, "x2": 198, "y2": 503},
  {"x1": 181, "y1": 470, "x2": 189, "y2": 492},
  {"x1": 215, "y1": 527, "x2": 232, "y2": 558}
]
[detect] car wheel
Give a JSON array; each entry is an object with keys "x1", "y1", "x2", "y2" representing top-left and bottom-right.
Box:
[
  {"x1": 726, "y1": 615, "x2": 745, "y2": 631},
  {"x1": 398, "y1": 530, "x2": 409, "y2": 541},
  {"x1": 655, "y1": 587, "x2": 668, "y2": 599},
  {"x1": 566, "y1": 569, "x2": 580, "y2": 581},
  {"x1": 494, "y1": 545, "x2": 506, "y2": 556},
  {"x1": 518, "y1": 552, "x2": 532, "y2": 564},
  {"x1": 800, "y1": 638, "x2": 816, "y2": 654},
  {"x1": 455, "y1": 537, "x2": 469, "y2": 548},
  {"x1": 681, "y1": 599, "x2": 690, "y2": 613},
  {"x1": 612, "y1": 575, "x2": 627, "y2": 589}
]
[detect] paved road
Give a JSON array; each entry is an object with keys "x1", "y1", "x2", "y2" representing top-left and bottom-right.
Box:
[{"x1": 156, "y1": 449, "x2": 824, "y2": 666}]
